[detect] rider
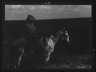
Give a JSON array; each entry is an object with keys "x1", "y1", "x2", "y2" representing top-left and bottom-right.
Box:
[
  {"x1": 26, "y1": 15, "x2": 37, "y2": 33},
  {"x1": 24, "y1": 15, "x2": 44, "y2": 68}
]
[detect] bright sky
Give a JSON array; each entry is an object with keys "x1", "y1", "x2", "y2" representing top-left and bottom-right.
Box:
[{"x1": 5, "y1": 5, "x2": 91, "y2": 20}]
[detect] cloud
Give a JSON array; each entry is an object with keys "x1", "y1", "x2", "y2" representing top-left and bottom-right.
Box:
[
  {"x1": 11, "y1": 5, "x2": 22, "y2": 8},
  {"x1": 39, "y1": 5, "x2": 52, "y2": 9},
  {"x1": 29, "y1": 6, "x2": 35, "y2": 10},
  {"x1": 5, "y1": 5, "x2": 24, "y2": 9}
]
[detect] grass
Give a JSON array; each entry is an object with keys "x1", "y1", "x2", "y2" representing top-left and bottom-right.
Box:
[{"x1": 38, "y1": 54, "x2": 92, "y2": 69}]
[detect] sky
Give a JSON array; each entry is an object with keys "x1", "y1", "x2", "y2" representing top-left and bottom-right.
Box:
[{"x1": 5, "y1": 5, "x2": 91, "y2": 20}]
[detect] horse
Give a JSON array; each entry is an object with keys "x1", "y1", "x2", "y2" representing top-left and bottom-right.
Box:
[{"x1": 40, "y1": 27, "x2": 70, "y2": 67}]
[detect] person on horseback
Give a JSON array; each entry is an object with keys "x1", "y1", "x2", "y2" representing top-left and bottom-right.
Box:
[{"x1": 26, "y1": 15, "x2": 37, "y2": 33}]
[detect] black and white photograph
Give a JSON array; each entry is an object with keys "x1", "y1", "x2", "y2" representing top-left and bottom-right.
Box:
[{"x1": 2, "y1": 4, "x2": 92, "y2": 71}]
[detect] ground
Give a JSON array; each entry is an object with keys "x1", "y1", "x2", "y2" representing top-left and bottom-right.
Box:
[{"x1": 37, "y1": 54, "x2": 92, "y2": 70}]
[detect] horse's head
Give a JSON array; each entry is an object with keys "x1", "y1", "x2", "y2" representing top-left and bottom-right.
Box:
[{"x1": 60, "y1": 28, "x2": 70, "y2": 43}]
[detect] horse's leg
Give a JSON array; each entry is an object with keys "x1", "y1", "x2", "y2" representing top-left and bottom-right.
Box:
[
  {"x1": 42, "y1": 52, "x2": 51, "y2": 69},
  {"x1": 45, "y1": 52, "x2": 51, "y2": 63}
]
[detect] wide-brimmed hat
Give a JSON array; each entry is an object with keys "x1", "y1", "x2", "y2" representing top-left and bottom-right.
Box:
[{"x1": 26, "y1": 15, "x2": 36, "y2": 22}]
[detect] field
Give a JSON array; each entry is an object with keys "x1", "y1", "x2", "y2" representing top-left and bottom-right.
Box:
[{"x1": 38, "y1": 54, "x2": 92, "y2": 69}]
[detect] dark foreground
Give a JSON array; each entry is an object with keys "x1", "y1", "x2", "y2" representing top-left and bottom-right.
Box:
[
  {"x1": 7, "y1": 54, "x2": 92, "y2": 71},
  {"x1": 38, "y1": 54, "x2": 92, "y2": 69}
]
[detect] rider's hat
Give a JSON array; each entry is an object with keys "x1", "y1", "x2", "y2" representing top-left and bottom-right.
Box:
[{"x1": 26, "y1": 15, "x2": 36, "y2": 22}]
